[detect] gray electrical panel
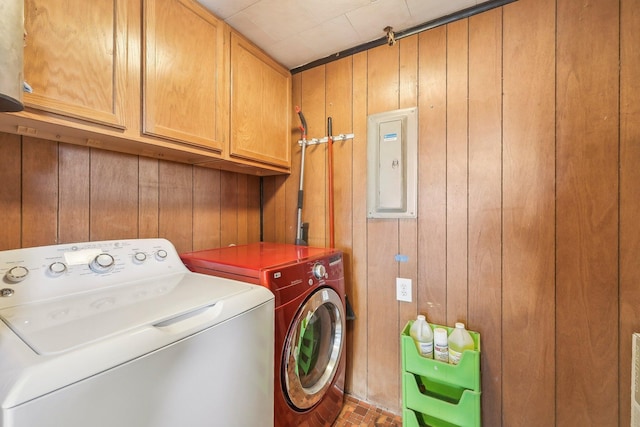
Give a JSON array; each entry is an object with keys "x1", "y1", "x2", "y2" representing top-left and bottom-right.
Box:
[{"x1": 366, "y1": 107, "x2": 417, "y2": 219}]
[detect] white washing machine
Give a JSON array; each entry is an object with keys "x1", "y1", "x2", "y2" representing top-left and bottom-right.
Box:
[{"x1": 0, "y1": 238, "x2": 274, "y2": 427}]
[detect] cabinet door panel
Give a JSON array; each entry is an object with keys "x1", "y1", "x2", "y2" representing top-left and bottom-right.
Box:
[
  {"x1": 143, "y1": 0, "x2": 227, "y2": 152},
  {"x1": 23, "y1": 0, "x2": 127, "y2": 128},
  {"x1": 230, "y1": 34, "x2": 290, "y2": 168}
]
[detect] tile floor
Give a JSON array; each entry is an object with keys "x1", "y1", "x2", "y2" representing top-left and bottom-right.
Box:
[{"x1": 332, "y1": 395, "x2": 403, "y2": 427}]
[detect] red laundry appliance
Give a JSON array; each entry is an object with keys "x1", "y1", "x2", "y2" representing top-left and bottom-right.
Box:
[{"x1": 180, "y1": 243, "x2": 346, "y2": 427}]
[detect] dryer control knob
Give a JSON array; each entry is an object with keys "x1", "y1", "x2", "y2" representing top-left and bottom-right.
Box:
[
  {"x1": 90, "y1": 253, "x2": 115, "y2": 273},
  {"x1": 5, "y1": 266, "x2": 29, "y2": 282},
  {"x1": 312, "y1": 263, "x2": 326, "y2": 280}
]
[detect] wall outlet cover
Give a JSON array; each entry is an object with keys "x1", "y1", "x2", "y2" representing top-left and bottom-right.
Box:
[{"x1": 396, "y1": 277, "x2": 412, "y2": 302}]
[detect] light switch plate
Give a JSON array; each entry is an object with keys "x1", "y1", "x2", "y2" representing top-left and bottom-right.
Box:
[{"x1": 396, "y1": 277, "x2": 412, "y2": 302}]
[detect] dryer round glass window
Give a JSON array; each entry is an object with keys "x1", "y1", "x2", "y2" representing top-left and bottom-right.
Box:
[{"x1": 283, "y1": 287, "x2": 345, "y2": 410}]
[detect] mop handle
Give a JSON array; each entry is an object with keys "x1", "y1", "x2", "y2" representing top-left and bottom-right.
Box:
[
  {"x1": 295, "y1": 106, "x2": 308, "y2": 244},
  {"x1": 327, "y1": 117, "x2": 335, "y2": 249}
]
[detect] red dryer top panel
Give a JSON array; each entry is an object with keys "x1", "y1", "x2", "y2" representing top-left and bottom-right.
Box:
[{"x1": 180, "y1": 242, "x2": 339, "y2": 285}]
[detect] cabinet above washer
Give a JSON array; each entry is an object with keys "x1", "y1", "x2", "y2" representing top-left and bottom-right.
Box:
[
  {"x1": 0, "y1": 0, "x2": 291, "y2": 176},
  {"x1": 142, "y1": 0, "x2": 228, "y2": 154}
]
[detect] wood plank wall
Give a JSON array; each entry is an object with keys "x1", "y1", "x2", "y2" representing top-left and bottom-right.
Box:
[
  {"x1": 263, "y1": 0, "x2": 640, "y2": 425},
  {"x1": 0, "y1": 132, "x2": 261, "y2": 253}
]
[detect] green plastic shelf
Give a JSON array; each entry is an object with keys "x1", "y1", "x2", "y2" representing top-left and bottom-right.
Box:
[
  {"x1": 401, "y1": 320, "x2": 482, "y2": 427},
  {"x1": 403, "y1": 372, "x2": 481, "y2": 427},
  {"x1": 401, "y1": 321, "x2": 481, "y2": 392}
]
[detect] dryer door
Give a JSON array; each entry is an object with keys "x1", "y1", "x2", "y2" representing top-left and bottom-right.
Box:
[{"x1": 282, "y1": 287, "x2": 345, "y2": 410}]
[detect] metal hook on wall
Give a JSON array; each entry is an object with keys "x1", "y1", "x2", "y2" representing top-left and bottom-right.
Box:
[{"x1": 384, "y1": 26, "x2": 396, "y2": 46}]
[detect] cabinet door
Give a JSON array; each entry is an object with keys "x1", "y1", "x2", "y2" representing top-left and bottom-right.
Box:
[
  {"x1": 143, "y1": 0, "x2": 227, "y2": 152},
  {"x1": 230, "y1": 33, "x2": 291, "y2": 168},
  {"x1": 23, "y1": 0, "x2": 127, "y2": 128}
]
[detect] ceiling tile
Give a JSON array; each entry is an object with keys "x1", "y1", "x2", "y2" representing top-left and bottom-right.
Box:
[
  {"x1": 261, "y1": 37, "x2": 316, "y2": 69},
  {"x1": 226, "y1": 11, "x2": 279, "y2": 46},
  {"x1": 295, "y1": 0, "x2": 371, "y2": 23},
  {"x1": 293, "y1": 15, "x2": 364, "y2": 67},
  {"x1": 196, "y1": 0, "x2": 260, "y2": 19},
  {"x1": 240, "y1": 0, "x2": 320, "y2": 41}
]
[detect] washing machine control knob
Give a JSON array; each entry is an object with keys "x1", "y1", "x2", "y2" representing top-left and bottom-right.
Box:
[
  {"x1": 90, "y1": 253, "x2": 115, "y2": 273},
  {"x1": 312, "y1": 263, "x2": 326, "y2": 280},
  {"x1": 133, "y1": 252, "x2": 147, "y2": 263},
  {"x1": 48, "y1": 262, "x2": 67, "y2": 277},
  {"x1": 5, "y1": 266, "x2": 29, "y2": 282},
  {"x1": 155, "y1": 250, "x2": 168, "y2": 261}
]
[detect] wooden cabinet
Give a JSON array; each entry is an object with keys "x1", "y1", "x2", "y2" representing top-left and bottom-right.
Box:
[
  {"x1": 3, "y1": 0, "x2": 291, "y2": 175},
  {"x1": 143, "y1": 0, "x2": 228, "y2": 152},
  {"x1": 23, "y1": 0, "x2": 127, "y2": 128},
  {"x1": 230, "y1": 33, "x2": 291, "y2": 168}
]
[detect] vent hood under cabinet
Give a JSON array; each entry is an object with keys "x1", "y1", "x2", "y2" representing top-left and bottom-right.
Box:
[{"x1": 0, "y1": 0, "x2": 24, "y2": 112}]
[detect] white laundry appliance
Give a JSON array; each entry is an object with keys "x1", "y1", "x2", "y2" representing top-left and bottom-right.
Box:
[{"x1": 0, "y1": 238, "x2": 274, "y2": 427}]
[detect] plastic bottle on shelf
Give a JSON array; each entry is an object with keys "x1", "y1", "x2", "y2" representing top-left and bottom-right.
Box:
[
  {"x1": 409, "y1": 315, "x2": 434, "y2": 358},
  {"x1": 433, "y1": 327, "x2": 449, "y2": 363},
  {"x1": 448, "y1": 322, "x2": 475, "y2": 365}
]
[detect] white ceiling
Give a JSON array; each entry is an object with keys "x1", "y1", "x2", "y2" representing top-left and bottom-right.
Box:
[{"x1": 196, "y1": 0, "x2": 495, "y2": 70}]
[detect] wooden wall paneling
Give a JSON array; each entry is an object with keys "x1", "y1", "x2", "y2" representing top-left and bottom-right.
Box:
[
  {"x1": 399, "y1": 35, "x2": 418, "y2": 110},
  {"x1": 138, "y1": 157, "x2": 159, "y2": 238},
  {"x1": 445, "y1": 19, "x2": 470, "y2": 326},
  {"x1": 366, "y1": 218, "x2": 400, "y2": 410},
  {"x1": 58, "y1": 144, "x2": 90, "y2": 243},
  {"x1": 272, "y1": 174, "x2": 287, "y2": 243},
  {"x1": 246, "y1": 175, "x2": 261, "y2": 243},
  {"x1": 620, "y1": 1, "x2": 640, "y2": 424},
  {"x1": 502, "y1": 0, "x2": 556, "y2": 425},
  {"x1": 22, "y1": 137, "x2": 58, "y2": 247},
  {"x1": 261, "y1": 176, "x2": 277, "y2": 243},
  {"x1": 417, "y1": 27, "x2": 447, "y2": 325},
  {"x1": 262, "y1": 174, "x2": 288, "y2": 244},
  {"x1": 556, "y1": 0, "x2": 620, "y2": 424},
  {"x1": 158, "y1": 160, "x2": 193, "y2": 253},
  {"x1": 90, "y1": 150, "x2": 139, "y2": 241},
  {"x1": 348, "y1": 51, "x2": 368, "y2": 398},
  {"x1": 300, "y1": 66, "x2": 327, "y2": 248},
  {"x1": 367, "y1": 46, "x2": 400, "y2": 117},
  {"x1": 397, "y1": 35, "x2": 419, "y2": 383},
  {"x1": 220, "y1": 171, "x2": 238, "y2": 246},
  {"x1": 238, "y1": 174, "x2": 261, "y2": 244},
  {"x1": 468, "y1": 9, "x2": 503, "y2": 427},
  {"x1": 236, "y1": 174, "x2": 249, "y2": 244},
  {"x1": 192, "y1": 167, "x2": 221, "y2": 250},
  {"x1": 366, "y1": 43, "x2": 401, "y2": 411},
  {"x1": 0, "y1": 133, "x2": 22, "y2": 250},
  {"x1": 325, "y1": 57, "x2": 353, "y2": 253}
]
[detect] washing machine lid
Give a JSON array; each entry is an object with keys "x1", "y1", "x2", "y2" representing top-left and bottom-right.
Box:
[
  {"x1": 180, "y1": 242, "x2": 338, "y2": 280},
  {"x1": 0, "y1": 272, "x2": 256, "y2": 355}
]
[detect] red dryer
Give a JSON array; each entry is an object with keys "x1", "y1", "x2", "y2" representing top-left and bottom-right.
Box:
[{"x1": 180, "y1": 242, "x2": 346, "y2": 427}]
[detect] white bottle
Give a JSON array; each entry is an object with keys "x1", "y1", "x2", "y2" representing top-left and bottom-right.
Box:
[
  {"x1": 409, "y1": 315, "x2": 434, "y2": 358},
  {"x1": 448, "y1": 322, "x2": 475, "y2": 365},
  {"x1": 433, "y1": 327, "x2": 449, "y2": 363}
]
